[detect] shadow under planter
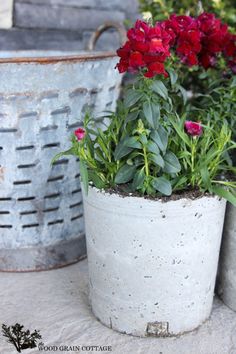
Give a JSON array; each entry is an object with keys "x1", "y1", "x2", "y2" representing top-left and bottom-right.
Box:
[
  {"x1": 82, "y1": 186, "x2": 226, "y2": 337},
  {"x1": 217, "y1": 203, "x2": 236, "y2": 311}
]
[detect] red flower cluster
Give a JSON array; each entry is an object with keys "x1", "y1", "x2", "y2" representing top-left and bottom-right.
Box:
[
  {"x1": 184, "y1": 121, "x2": 203, "y2": 137},
  {"x1": 116, "y1": 20, "x2": 171, "y2": 78},
  {"x1": 162, "y1": 14, "x2": 202, "y2": 66},
  {"x1": 162, "y1": 12, "x2": 235, "y2": 70},
  {"x1": 116, "y1": 13, "x2": 236, "y2": 77}
]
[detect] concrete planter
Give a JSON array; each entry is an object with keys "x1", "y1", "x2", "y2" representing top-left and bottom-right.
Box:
[
  {"x1": 217, "y1": 204, "x2": 236, "y2": 311},
  {"x1": 82, "y1": 186, "x2": 226, "y2": 337}
]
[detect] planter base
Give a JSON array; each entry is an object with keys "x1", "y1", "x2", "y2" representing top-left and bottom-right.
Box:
[{"x1": 0, "y1": 234, "x2": 86, "y2": 272}]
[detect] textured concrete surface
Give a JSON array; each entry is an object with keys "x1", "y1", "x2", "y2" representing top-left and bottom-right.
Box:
[
  {"x1": 0, "y1": 259, "x2": 236, "y2": 354},
  {"x1": 83, "y1": 187, "x2": 226, "y2": 336}
]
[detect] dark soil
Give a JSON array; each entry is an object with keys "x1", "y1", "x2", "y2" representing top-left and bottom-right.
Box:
[{"x1": 105, "y1": 184, "x2": 211, "y2": 202}]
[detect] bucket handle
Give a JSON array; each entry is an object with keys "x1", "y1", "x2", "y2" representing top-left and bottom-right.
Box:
[{"x1": 86, "y1": 21, "x2": 127, "y2": 51}]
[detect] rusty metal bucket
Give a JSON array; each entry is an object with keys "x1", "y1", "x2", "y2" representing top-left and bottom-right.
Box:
[{"x1": 0, "y1": 22, "x2": 126, "y2": 271}]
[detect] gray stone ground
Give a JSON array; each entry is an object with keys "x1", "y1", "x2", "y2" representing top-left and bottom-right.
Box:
[{"x1": 0, "y1": 259, "x2": 236, "y2": 354}]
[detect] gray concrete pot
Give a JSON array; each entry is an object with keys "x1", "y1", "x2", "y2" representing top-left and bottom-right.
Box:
[
  {"x1": 217, "y1": 203, "x2": 236, "y2": 311},
  {"x1": 82, "y1": 186, "x2": 226, "y2": 337}
]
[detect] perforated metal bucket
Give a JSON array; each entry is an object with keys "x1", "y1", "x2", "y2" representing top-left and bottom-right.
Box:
[{"x1": 0, "y1": 24, "x2": 125, "y2": 271}]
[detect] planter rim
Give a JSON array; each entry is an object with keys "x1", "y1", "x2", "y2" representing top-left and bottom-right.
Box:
[
  {"x1": 0, "y1": 51, "x2": 117, "y2": 64},
  {"x1": 83, "y1": 184, "x2": 221, "y2": 204}
]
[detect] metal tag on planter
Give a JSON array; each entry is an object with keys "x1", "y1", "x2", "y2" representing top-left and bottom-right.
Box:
[{"x1": 146, "y1": 322, "x2": 169, "y2": 337}]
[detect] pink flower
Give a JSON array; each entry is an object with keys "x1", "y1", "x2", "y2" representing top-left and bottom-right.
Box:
[
  {"x1": 74, "y1": 128, "x2": 86, "y2": 141},
  {"x1": 184, "y1": 121, "x2": 203, "y2": 136}
]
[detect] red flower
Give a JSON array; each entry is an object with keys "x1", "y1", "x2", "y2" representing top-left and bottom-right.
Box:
[
  {"x1": 224, "y1": 33, "x2": 236, "y2": 57},
  {"x1": 184, "y1": 121, "x2": 203, "y2": 137},
  {"x1": 116, "y1": 20, "x2": 171, "y2": 78},
  {"x1": 144, "y1": 62, "x2": 168, "y2": 78},
  {"x1": 197, "y1": 13, "x2": 221, "y2": 35},
  {"x1": 74, "y1": 128, "x2": 86, "y2": 141}
]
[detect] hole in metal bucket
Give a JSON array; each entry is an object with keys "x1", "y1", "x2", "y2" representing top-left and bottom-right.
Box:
[
  {"x1": 20, "y1": 210, "x2": 37, "y2": 216},
  {"x1": 47, "y1": 175, "x2": 64, "y2": 182},
  {"x1": 22, "y1": 223, "x2": 39, "y2": 229},
  {"x1": 48, "y1": 219, "x2": 64, "y2": 226},
  {"x1": 19, "y1": 111, "x2": 38, "y2": 119},
  {"x1": 69, "y1": 202, "x2": 82, "y2": 209},
  {"x1": 52, "y1": 159, "x2": 69, "y2": 166},
  {"x1": 0, "y1": 128, "x2": 17, "y2": 133},
  {"x1": 16, "y1": 145, "x2": 35, "y2": 151},
  {"x1": 40, "y1": 125, "x2": 58, "y2": 131},
  {"x1": 43, "y1": 207, "x2": 59, "y2": 213},
  {"x1": 42, "y1": 143, "x2": 60, "y2": 149},
  {"x1": 71, "y1": 214, "x2": 83, "y2": 221},
  {"x1": 17, "y1": 163, "x2": 36, "y2": 169},
  {"x1": 44, "y1": 193, "x2": 61, "y2": 199},
  {"x1": 18, "y1": 196, "x2": 35, "y2": 201},
  {"x1": 51, "y1": 106, "x2": 71, "y2": 116},
  {"x1": 13, "y1": 180, "x2": 31, "y2": 185},
  {"x1": 72, "y1": 188, "x2": 81, "y2": 195}
]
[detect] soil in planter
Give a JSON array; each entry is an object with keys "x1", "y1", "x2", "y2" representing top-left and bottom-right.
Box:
[{"x1": 105, "y1": 184, "x2": 211, "y2": 202}]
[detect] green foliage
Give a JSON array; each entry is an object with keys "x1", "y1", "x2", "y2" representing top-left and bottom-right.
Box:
[
  {"x1": 139, "y1": 0, "x2": 236, "y2": 30},
  {"x1": 2, "y1": 323, "x2": 42, "y2": 353},
  {"x1": 53, "y1": 72, "x2": 236, "y2": 204},
  {"x1": 169, "y1": 114, "x2": 236, "y2": 200}
]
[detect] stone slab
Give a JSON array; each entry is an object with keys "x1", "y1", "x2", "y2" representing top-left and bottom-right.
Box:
[{"x1": 14, "y1": 3, "x2": 125, "y2": 31}]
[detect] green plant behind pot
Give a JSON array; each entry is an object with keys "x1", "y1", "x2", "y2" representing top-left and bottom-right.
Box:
[{"x1": 139, "y1": 0, "x2": 236, "y2": 31}]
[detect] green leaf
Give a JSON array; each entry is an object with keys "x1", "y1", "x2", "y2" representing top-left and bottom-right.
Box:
[
  {"x1": 152, "y1": 177, "x2": 172, "y2": 196},
  {"x1": 143, "y1": 101, "x2": 159, "y2": 129},
  {"x1": 178, "y1": 85, "x2": 188, "y2": 105},
  {"x1": 88, "y1": 171, "x2": 106, "y2": 189},
  {"x1": 169, "y1": 116, "x2": 191, "y2": 148},
  {"x1": 167, "y1": 69, "x2": 178, "y2": 86},
  {"x1": 151, "y1": 80, "x2": 168, "y2": 100},
  {"x1": 132, "y1": 169, "x2": 145, "y2": 190},
  {"x1": 200, "y1": 166, "x2": 212, "y2": 191},
  {"x1": 124, "y1": 90, "x2": 143, "y2": 108},
  {"x1": 147, "y1": 140, "x2": 159, "y2": 155},
  {"x1": 79, "y1": 160, "x2": 88, "y2": 194},
  {"x1": 212, "y1": 186, "x2": 236, "y2": 207},
  {"x1": 150, "y1": 153, "x2": 165, "y2": 168},
  {"x1": 115, "y1": 165, "x2": 137, "y2": 184},
  {"x1": 150, "y1": 126, "x2": 168, "y2": 152},
  {"x1": 124, "y1": 137, "x2": 142, "y2": 149},
  {"x1": 125, "y1": 110, "x2": 140, "y2": 123},
  {"x1": 51, "y1": 148, "x2": 74, "y2": 165},
  {"x1": 163, "y1": 152, "x2": 181, "y2": 174},
  {"x1": 114, "y1": 138, "x2": 133, "y2": 160}
]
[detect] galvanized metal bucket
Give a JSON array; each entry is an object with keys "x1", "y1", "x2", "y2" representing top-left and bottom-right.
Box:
[{"x1": 0, "y1": 23, "x2": 125, "y2": 271}]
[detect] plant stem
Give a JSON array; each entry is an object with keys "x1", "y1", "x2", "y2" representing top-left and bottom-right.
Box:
[
  {"x1": 143, "y1": 146, "x2": 149, "y2": 176},
  {"x1": 190, "y1": 138, "x2": 196, "y2": 187}
]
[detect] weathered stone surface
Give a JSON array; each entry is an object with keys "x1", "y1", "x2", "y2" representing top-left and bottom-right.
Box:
[
  {"x1": 0, "y1": 260, "x2": 236, "y2": 353},
  {"x1": 0, "y1": 0, "x2": 13, "y2": 29},
  {"x1": 0, "y1": 28, "x2": 84, "y2": 50},
  {"x1": 15, "y1": 0, "x2": 139, "y2": 13},
  {"x1": 15, "y1": 3, "x2": 126, "y2": 31}
]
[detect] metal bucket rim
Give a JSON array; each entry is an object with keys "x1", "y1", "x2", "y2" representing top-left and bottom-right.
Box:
[{"x1": 0, "y1": 51, "x2": 117, "y2": 64}]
